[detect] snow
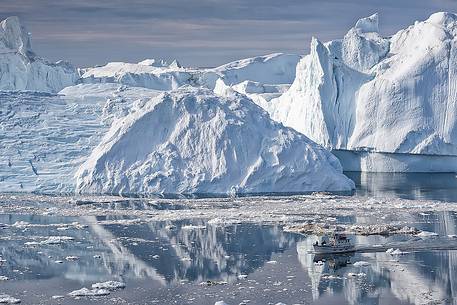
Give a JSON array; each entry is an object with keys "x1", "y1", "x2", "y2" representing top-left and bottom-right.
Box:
[
  {"x1": 0, "y1": 16, "x2": 78, "y2": 92},
  {"x1": 269, "y1": 12, "x2": 457, "y2": 172},
  {"x1": 75, "y1": 87, "x2": 354, "y2": 195}
]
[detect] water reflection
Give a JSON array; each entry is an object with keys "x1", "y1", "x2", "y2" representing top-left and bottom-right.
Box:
[
  {"x1": 1, "y1": 212, "x2": 457, "y2": 304},
  {"x1": 346, "y1": 172, "x2": 457, "y2": 202}
]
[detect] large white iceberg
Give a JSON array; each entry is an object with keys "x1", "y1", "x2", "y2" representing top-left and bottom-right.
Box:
[
  {"x1": 80, "y1": 53, "x2": 300, "y2": 91},
  {"x1": 269, "y1": 12, "x2": 457, "y2": 172},
  {"x1": 0, "y1": 16, "x2": 78, "y2": 92},
  {"x1": 75, "y1": 87, "x2": 354, "y2": 195}
]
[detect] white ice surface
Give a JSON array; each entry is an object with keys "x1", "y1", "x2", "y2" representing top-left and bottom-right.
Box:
[
  {"x1": 0, "y1": 85, "x2": 161, "y2": 193},
  {"x1": 269, "y1": 12, "x2": 457, "y2": 171},
  {"x1": 68, "y1": 288, "x2": 110, "y2": 297},
  {"x1": 80, "y1": 53, "x2": 300, "y2": 91},
  {"x1": 0, "y1": 16, "x2": 78, "y2": 92},
  {"x1": 75, "y1": 86, "x2": 354, "y2": 195}
]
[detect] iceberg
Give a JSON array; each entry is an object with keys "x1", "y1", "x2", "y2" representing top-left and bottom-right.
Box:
[
  {"x1": 0, "y1": 16, "x2": 78, "y2": 92},
  {"x1": 75, "y1": 87, "x2": 354, "y2": 195},
  {"x1": 80, "y1": 53, "x2": 300, "y2": 91},
  {"x1": 269, "y1": 13, "x2": 457, "y2": 172}
]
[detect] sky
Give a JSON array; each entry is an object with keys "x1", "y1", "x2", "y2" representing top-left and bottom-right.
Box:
[{"x1": 2, "y1": 0, "x2": 457, "y2": 68}]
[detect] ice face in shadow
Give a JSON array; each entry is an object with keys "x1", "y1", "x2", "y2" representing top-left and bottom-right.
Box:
[
  {"x1": 0, "y1": 16, "x2": 78, "y2": 92},
  {"x1": 75, "y1": 86, "x2": 354, "y2": 195},
  {"x1": 0, "y1": 85, "x2": 161, "y2": 193},
  {"x1": 269, "y1": 12, "x2": 457, "y2": 172}
]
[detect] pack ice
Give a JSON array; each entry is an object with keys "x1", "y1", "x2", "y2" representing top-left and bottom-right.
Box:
[
  {"x1": 0, "y1": 16, "x2": 78, "y2": 92},
  {"x1": 269, "y1": 12, "x2": 457, "y2": 172},
  {"x1": 75, "y1": 87, "x2": 354, "y2": 195}
]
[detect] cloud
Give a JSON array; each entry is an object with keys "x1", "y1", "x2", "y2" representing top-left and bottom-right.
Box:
[{"x1": 1, "y1": 0, "x2": 456, "y2": 67}]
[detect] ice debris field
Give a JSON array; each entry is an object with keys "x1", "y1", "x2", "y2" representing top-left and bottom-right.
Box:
[{"x1": 2, "y1": 13, "x2": 457, "y2": 195}]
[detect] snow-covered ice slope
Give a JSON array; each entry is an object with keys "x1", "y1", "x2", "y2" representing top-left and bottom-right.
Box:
[
  {"x1": 76, "y1": 87, "x2": 354, "y2": 195},
  {"x1": 80, "y1": 53, "x2": 300, "y2": 91},
  {"x1": 211, "y1": 53, "x2": 300, "y2": 86},
  {"x1": 0, "y1": 16, "x2": 78, "y2": 92},
  {"x1": 270, "y1": 12, "x2": 457, "y2": 171},
  {"x1": 0, "y1": 85, "x2": 161, "y2": 193}
]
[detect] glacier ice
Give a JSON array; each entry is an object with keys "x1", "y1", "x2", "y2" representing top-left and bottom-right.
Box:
[
  {"x1": 0, "y1": 85, "x2": 161, "y2": 193},
  {"x1": 269, "y1": 12, "x2": 457, "y2": 172},
  {"x1": 80, "y1": 53, "x2": 300, "y2": 91},
  {"x1": 75, "y1": 87, "x2": 354, "y2": 195},
  {"x1": 0, "y1": 16, "x2": 78, "y2": 92}
]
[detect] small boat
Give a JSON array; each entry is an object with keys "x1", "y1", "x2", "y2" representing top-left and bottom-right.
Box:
[{"x1": 313, "y1": 233, "x2": 355, "y2": 254}]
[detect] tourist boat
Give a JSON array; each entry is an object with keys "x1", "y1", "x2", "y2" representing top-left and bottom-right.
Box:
[{"x1": 313, "y1": 233, "x2": 355, "y2": 254}]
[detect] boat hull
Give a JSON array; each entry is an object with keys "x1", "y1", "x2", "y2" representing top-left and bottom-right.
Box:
[{"x1": 313, "y1": 245, "x2": 355, "y2": 254}]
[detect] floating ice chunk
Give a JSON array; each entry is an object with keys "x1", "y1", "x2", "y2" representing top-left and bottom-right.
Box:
[
  {"x1": 65, "y1": 256, "x2": 79, "y2": 261},
  {"x1": 41, "y1": 236, "x2": 74, "y2": 244},
  {"x1": 51, "y1": 296, "x2": 64, "y2": 300},
  {"x1": 322, "y1": 274, "x2": 340, "y2": 280},
  {"x1": 391, "y1": 249, "x2": 407, "y2": 255},
  {"x1": 0, "y1": 294, "x2": 21, "y2": 304},
  {"x1": 24, "y1": 241, "x2": 39, "y2": 246},
  {"x1": 181, "y1": 225, "x2": 207, "y2": 230},
  {"x1": 91, "y1": 281, "x2": 126, "y2": 290},
  {"x1": 387, "y1": 248, "x2": 407, "y2": 255},
  {"x1": 417, "y1": 231, "x2": 439, "y2": 238},
  {"x1": 214, "y1": 301, "x2": 229, "y2": 305},
  {"x1": 68, "y1": 288, "x2": 110, "y2": 297},
  {"x1": 0, "y1": 276, "x2": 8, "y2": 281},
  {"x1": 353, "y1": 261, "x2": 370, "y2": 267},
  {"x1": 11, "y1": 221, "x2": 29, "y2": 229},
  {"x1": 347, "y1": 272, "x2": 366, "y2": 278},
  {"x1": 266, "y1": 260, "x2": 278, "y2": 264},
  {"x1": 200, "y1": 280, "x2": 228, "y2": 286}
]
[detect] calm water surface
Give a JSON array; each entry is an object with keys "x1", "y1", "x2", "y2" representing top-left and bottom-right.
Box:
[{"x1": 1, "y1": 173, "x2": 457, "y2": 305}]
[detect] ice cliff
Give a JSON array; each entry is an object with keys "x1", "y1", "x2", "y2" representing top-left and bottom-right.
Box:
[
  {"x1": 0, "y1": 16, "x2": 78, "y2": 92},
  {"x1": 269, "y1": 13, "x2": 457, "y2": 166},
  {"x1": 75, "y1": 87, "x2": 354, "y2": 195}
]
